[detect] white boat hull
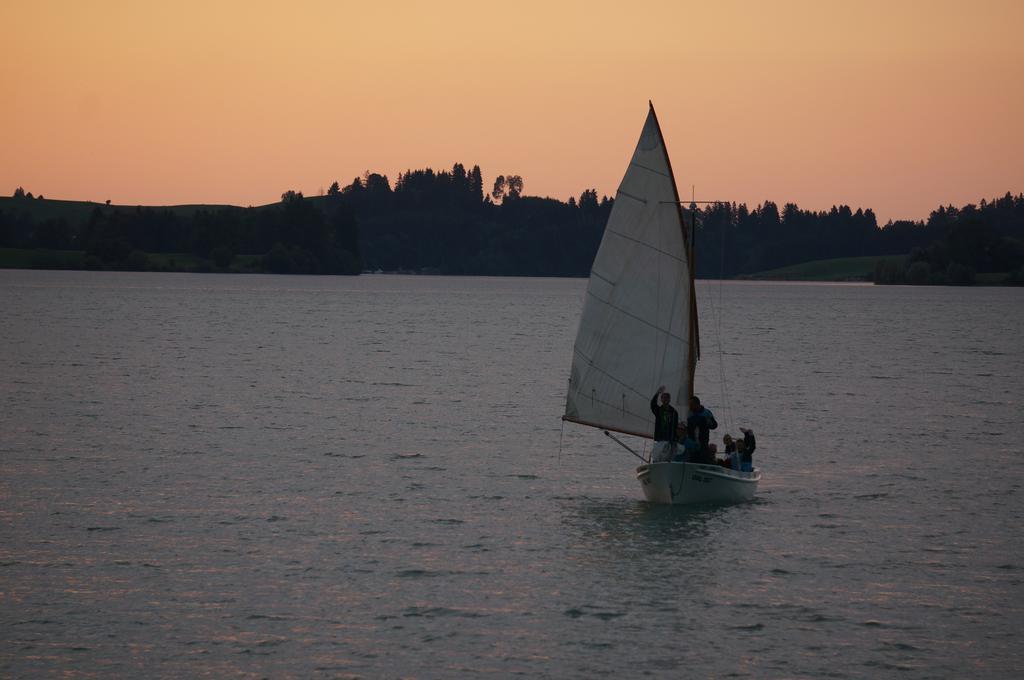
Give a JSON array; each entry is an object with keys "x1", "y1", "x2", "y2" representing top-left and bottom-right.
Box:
[{"x1": 636, "y1": 462, "x2": 760, "y2": 505}]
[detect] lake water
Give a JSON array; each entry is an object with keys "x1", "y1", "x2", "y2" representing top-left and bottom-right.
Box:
[{"x1": 1, "y1": 270, "x2": 1022, "y2": 678}]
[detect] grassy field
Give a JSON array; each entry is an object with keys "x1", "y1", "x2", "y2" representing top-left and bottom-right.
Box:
[
  {"x1": 974, "y1": 271, "x2": 1015, "y2": 285},
  {"x1": 747, "y1": 255, "x2": 905, "y2": 282},
  {"x1": 0, "y1": 248, "x2": 267, "y2": 273},
  {"x1": 0, "y1": 197, "x2": 242, "y2": 226},
  {"x1": 0, "y1": 248, "x2": 87, "y2": 269}
]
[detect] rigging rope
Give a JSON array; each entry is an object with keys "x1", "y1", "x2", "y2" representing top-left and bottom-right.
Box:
[
  {"x1": 697, "y1": 205, "x2": 735, "y2": 437},
  {"x1": 716, "y1": 208, "x2": 736, "y2": 435},
  {"x1": 558, "y1": 417, "x2": 565, "y2": 462}
]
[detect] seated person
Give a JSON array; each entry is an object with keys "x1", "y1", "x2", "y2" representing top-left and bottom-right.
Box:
[
  {"x1": 696, "y1": 442, "x2": 717, "y2": 465},
  {"x1": 650, "y1": 440, "x2": 676, "y2": 463},
  {"x1": 698, "y1": 447, "x2": 717, "y2": 465},
  {"x1": 718, "y1": 433, "x2": 740, "y2": 470},
  {"x1": 673, "y1": 434, "x2": 700, "y2": 462},
  {"x1": 725, "y1": 434, "x2": 740, "y2": 470}
]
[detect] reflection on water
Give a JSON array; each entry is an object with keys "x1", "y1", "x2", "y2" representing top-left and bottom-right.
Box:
[
  {"x1": 564, "y1": 497, "x2": 731, "y2": 542},
  {"x1": 558, "y1": 497, "x2": 759, "y2": 583}
]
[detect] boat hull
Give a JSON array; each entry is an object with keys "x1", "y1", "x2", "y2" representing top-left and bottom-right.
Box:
[{"x1": 635, "y1": 462, "x2": 760, "y2": 505}]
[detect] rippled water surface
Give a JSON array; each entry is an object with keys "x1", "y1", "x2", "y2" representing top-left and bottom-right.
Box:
[{"x1": 1, "y1": 270, "x2": 1022, "y2": 677}]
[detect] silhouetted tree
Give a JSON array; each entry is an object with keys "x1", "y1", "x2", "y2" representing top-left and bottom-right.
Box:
[
  {"x1": 506, "y1": 175, "x2": 523, "y2": 199},
  {"x1": 363, "y1": 172, "x2": 391, "y2": 197},
  {"x1": 492, "y1": 175, "x2": 506, "y2": 202},
  {"x1": 578, "y1": 189, "x2": 599, "y2": 212},
  {"x1": 469, "y1": 165, "x2": 484, "y2": 203}
]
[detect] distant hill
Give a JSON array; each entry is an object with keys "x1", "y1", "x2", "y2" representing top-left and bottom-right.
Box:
[
  {"x1": 746, "y1": 255, "x2": 906, "y2": 282},
  {"x1": 0, "y1": 196, "x2": 238, "y2": 224},
  {"x1": 0, "y1": 191, "x2": 361, "y2": 274},
  {"x1": 3, "y1": 180, "x2": 1022, "y2": 283}
]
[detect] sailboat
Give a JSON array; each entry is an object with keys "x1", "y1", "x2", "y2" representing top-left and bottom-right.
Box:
[{"x1": 562, "y1": 102, "x2": 760, "y2": 505}]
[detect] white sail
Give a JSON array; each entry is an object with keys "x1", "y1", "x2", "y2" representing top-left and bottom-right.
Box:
[{"x1": 563, "y1": 105, "x2": 694, "y2": 438}]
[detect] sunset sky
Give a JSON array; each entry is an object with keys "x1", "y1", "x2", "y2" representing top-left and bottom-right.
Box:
[{"x1": 2, "y1": 0, "x2": 1022, "y2": 222}]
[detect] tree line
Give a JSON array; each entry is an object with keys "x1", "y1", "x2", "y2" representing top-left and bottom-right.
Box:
[
  {"x1": 338, "y1": 164, "x2": 609, "y2": 275},
  {"x1": 3, "y1": 175, "x2": 1022, "y2": 282},
  {"x1": 870, "y1": 198, "x2": 1024, "y2": 285},
  {"x1": 693, "y1": 193, "x2": 1024, "y2": 284}
]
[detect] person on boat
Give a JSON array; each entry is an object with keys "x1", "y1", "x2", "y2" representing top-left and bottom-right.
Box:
[
  {"x1": 686, "y1": 395, "x2": 718, "y2": 463},
  {"x1": 734, "y1": 437, "x2": 748, "y2": 471},
  {"x1": 674, "y1": 432, "x2": 700, "y2": 463},
  {"x1": 738, "y1": 427, "x2": 756, "y2": 472},
  {"x1": 649, "y1": 385, "x2": 679, "y2": 462},
  {"x1": 722, "y1": 434, "x2": 741, "y2": 470},
  {"x1": 716, "y1": 450, "x2": 734, "y2": 469}
]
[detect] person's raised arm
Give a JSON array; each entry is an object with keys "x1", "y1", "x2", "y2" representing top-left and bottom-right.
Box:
[{"x1": 650, "y1": 385, "x2": 665, "y2": 415}]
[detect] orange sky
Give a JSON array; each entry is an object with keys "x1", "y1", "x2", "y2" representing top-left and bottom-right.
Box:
[{"x1": 2, "y1": 0, "x2": 1022, "y2": 222}]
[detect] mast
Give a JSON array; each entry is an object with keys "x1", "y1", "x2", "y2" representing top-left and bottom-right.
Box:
[{"x1": 687, "y1": 200, "x2": 699, "y2": 403}]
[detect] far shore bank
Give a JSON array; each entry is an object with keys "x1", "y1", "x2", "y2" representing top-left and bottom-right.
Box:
[{"x1": 3, "y1": 248, "x2": 1021, "y2": 286}]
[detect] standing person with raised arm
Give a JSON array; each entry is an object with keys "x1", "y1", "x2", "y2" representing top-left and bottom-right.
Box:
[
  {"x1": 738, "y1": 427, "x2": 756, "y2": 472},
  {"x1": 649, "y1": 385, "x2": 679, "y2": 462}
]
